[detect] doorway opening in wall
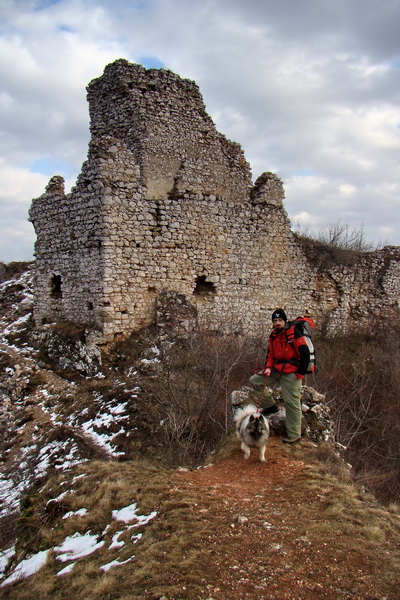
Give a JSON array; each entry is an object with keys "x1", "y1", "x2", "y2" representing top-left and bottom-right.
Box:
[
  {"x1": 194, "y1": 275, "x2": 216, "y2": 296},
  {"x1": 50, "y1": 274, "x2": 62, "y2": 299}
]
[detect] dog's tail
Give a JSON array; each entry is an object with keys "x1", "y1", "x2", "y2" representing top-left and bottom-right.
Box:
[{"x1": 233, "y1": 404, "x2": 259, "y2": 427}]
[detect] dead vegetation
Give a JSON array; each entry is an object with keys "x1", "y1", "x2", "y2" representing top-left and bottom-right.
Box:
[
  {"x1": 293, "y1": 220, "x2": 377, "y2": 269},
  {"x1": 103, "y1": 327, "x2": 263, "y2": 467},
  {"x1": 315, "y1": 323, "x2": 400, "y2": 505},
  {"x1": 1, "y1": 263, "x2": 400, "y2": 598},
  {"x1": 1, "y1": 440, "x2": 400, "y2": 600}
]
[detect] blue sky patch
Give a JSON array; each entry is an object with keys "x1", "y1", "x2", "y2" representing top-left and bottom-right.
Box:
[
  {"x1": 293, "y1": 168, "x2": 314, "y2": 177},
  {"x1": 29, "y1": 158, "x2": 73, "y2": 177},
  {"x1": 58, "y1": 25, "x2": 75, "y2": 33},
  {"x1": 138, "y1": 55, "x2": 165, "y2": 69},
  {"x1": 34, "y1": 0, "x2": 63, "y2": 10}
]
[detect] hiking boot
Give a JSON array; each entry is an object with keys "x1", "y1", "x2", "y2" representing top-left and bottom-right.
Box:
[
  {"x1": 282, "y1": 436, "x2": 301, "y2": 444},
  {"x1": 261, "y1": 405, "x2": 279, "y2": 417}
]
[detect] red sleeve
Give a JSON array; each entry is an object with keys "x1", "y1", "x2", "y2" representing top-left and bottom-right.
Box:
[{"x1": 264, "y1": 335, "x2": 275, "y2": 369}]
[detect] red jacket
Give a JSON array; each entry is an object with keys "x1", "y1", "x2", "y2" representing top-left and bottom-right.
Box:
[{"x1": 265, "y1": 326, "x2": 310, "y2": 376}]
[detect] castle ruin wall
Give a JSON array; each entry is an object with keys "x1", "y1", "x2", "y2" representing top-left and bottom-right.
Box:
[{"x1": 29, "y1": 60, "x2": 400, "y2": 341}]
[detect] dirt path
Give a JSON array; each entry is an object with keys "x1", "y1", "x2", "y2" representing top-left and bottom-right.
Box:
[{"x1": 175, "y1": 437, "x2": 400, "y2": 600}]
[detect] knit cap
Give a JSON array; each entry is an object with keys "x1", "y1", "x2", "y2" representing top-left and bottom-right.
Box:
[{"x1": 271, "y1": 308, "x2": 287, "y2": 322}]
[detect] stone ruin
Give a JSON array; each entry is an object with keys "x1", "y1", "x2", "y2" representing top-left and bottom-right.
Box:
[{"x1": 29, "y1": 59, "x2": 400, "y2": 342}]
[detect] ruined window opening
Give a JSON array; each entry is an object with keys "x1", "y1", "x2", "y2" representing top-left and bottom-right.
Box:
[
  {"x1": 50, "y1": 274, "x2": 62, "y2": 299},
  {"x1": 152, "y1": 203, "x2": 162, "y2": 236},
  {"x1": 87, "y1": 301, "x2": 93, "y2": 311},
  {"x1": 194, "y1": 275, "x2": 216, "y2": 296}
]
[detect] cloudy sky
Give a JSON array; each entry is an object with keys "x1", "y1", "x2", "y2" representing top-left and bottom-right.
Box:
[{"x1": 1, "y1": 0, "x2": 399, "y2": 262}]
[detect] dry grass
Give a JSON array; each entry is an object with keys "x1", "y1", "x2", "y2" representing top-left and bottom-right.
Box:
[
  {"x1": 284, "y1": 444, "x2": 400, "y2": 591},
  {"x1": 3, "y1": 272, "x2": 400, "y2": 598},
  {"x1": 2, "y1": 433, "x2": 400, "y2": 599},
  {"x1": 2, "y1": 459, "x2": 205, "y2": 600}
]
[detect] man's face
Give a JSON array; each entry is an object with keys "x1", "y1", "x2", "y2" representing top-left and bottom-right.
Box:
[{"x1": 272, "y1": 318, "x2": 286, "y2": 330}]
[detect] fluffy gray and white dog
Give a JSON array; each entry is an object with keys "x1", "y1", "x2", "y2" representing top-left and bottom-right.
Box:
[{"x1": 234, "y1": 405, "x2": 270, "y2": 462}]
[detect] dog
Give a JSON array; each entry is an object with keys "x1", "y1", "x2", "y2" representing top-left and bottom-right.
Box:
[{"x1": 234, "y1": 405, "x2": 270, "y2": 462}]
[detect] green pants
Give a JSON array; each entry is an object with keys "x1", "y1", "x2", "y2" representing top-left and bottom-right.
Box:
[{"x1": 249, "y1": 371, "x2": 302, "y2": 439}]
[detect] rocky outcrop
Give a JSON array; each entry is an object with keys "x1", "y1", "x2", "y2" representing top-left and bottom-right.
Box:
[{"x1": 230, "y1": 385, "x2": 334, "y2": 444}]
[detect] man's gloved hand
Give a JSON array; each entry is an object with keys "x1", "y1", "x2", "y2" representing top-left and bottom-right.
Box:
[{"x1": 261, "y1": 367, "x2": 271, "y2": 377}]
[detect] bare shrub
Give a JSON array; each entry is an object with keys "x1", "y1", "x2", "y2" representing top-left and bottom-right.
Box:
[
  {"x1": 0, "y1": 260, "x2": 34, "y2": 283},
  {"x1": 295, "y1": 220, "x2": 375, "y2": 251},
  {"x1": 16, "y1": 493, "x2": 46, "y2": 553},
  {"x1": 315, "y1": 323, "x2": 400, "y2": 504},
  {"x1": 0, "y1": 512, "x2": 17, "y2": 549},
  {"x1": 315, "y1": 220, "x2": 374, "y2": 252},
  {"x1": 138, "y1": 329, "x2": 262, "y2": 466},
  {"x1": 293, "y1": 220, "x2": 378, "y2": 268}
]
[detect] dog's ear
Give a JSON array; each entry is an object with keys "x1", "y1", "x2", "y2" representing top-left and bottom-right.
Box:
[{"x1": 249, "y1": 415, "x2": 255, "y2": 422}]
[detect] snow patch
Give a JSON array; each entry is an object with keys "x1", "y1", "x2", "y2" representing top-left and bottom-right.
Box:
[
  {"x1": 0, "y1": 550, "x2": 50, "y2": 587},
  {"x1": 100, "y1": 557, "x2": 134, "y2": 572},
  {"x1": 62, "y1": 508, "x2": 88, "y2": 519},
  {"x1": 112, "y1": 502, "x2": 157, "y2": 526},
  {"x1": 54, "y1": 532, "x2": 105, "y2": 562}
]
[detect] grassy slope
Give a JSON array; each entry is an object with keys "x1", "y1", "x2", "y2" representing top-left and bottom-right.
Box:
[
  {"x1": 1, "y1": 263, "x2": 400, "y2": 599},
  {"x1": 1, "y1": 437, "x2": 400, "y2": 600}
]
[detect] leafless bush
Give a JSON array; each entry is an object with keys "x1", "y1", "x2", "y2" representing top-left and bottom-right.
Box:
[
  {"x1": 295, "y1": 220, "x2": 375, "y2": 251},
  {"x1": 0, "y1": 260, "x2": 34, "y2": 283},
  {"x1": 138, "y1": 329, "x2": 262, "y2": 466},
  {"x1": 316, "y1": 220, "x2": 374, "y2": 252},
  {"x1": 0, "y1": 513, "x2": 17, "y2": 549},
  {"x1": 293, "y1": 220, "x2": 379, "y2": 268},
  {"x1": 315, "y1": 324, "x2": 400, "y2": 504}
]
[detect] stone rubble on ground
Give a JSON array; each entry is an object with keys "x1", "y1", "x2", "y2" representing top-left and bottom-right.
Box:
[{"x1": 230, "y1": 384, "x2": 335, "y2": 443}]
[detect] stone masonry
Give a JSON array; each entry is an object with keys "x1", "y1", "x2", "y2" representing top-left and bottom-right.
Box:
[{"x1": 29, "y1": 59, "x2": 400, "y2": 341}]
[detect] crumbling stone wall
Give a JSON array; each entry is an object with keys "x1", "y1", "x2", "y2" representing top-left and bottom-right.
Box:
[
  {"x1": 87, "y1": 60, "x2": 251, "y2": 203},
  {"x1": 29, "y1": 59, "x2": 400, "y2": 341}
]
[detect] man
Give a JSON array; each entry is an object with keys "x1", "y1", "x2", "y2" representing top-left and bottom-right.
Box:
[{"x1": 249, "y1": 308, "x2": 311, "y2": 444}]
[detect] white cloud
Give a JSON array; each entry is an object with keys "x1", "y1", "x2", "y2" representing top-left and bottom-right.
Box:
[
  {"x1": 0, "y1": 0, "x2": 399, "y2": 262},
  {"x1": 0, "y1": 160, "x2": 48, "y2": 260}
]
